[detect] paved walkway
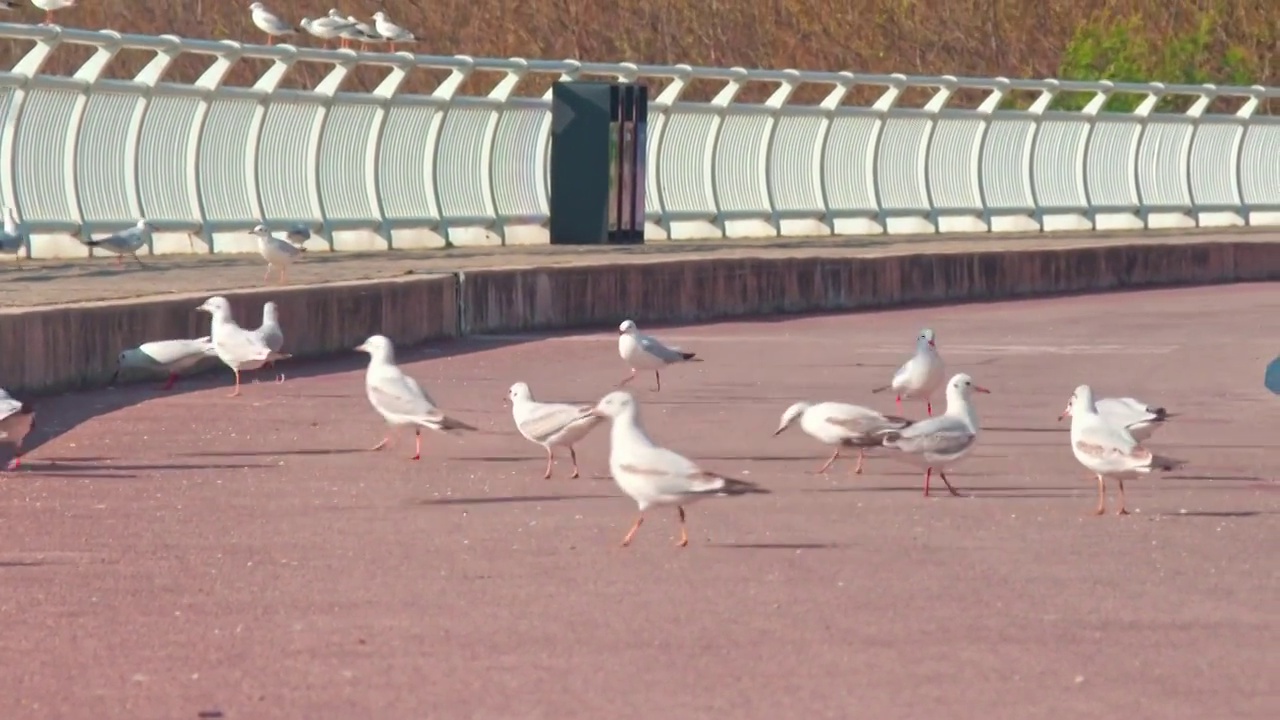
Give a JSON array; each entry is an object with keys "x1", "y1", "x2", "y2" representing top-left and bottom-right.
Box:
[{"x1": 3, "y1": 228, "x2": 1273, "y2": 309}]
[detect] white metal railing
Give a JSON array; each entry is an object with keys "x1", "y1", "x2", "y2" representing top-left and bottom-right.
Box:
[{"x1": 1, "y1": 22, "x2": 1278, "y2": 258}]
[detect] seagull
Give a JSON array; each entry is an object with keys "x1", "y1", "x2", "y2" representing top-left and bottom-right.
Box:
[
  {"x1": 0, "y1": 388, "x2": 35, "y2": 471},
  {"x1": 876, "y1": 373, "x2": 989, "y2": 497},
  {"x1": 251, "y1": 224, "x2": 305, "y2": 284},
  {"x1": 340, "y1": 13, "x2": 382, "y2": 50},
  {"x1": 773, "y1": 401, "x2": 912, "y2": 475},
  {"x1": 873, "y1": 328, "x2": 946, "y2": 415},
  {"x1": 584, "y1": 391, "x2": 769, "y2": 547},
  {"x1": 300, "y1": 14, "x2": 356, "y2": 48},
  {"x1": 249, "y1": 2, "x2": 298, "y2": 46},
  {"x1": 77, "y1": 220, "x2": 155, "y2": 268},
  {"x1": 355, "y1": 335, "x2": 477, "y2": 461},
  {"x1": 507, "y1": 382, "x2": 604, "y2": 479},
  {"x1": 109, "y1": 337, "x2": 219, "y2": 390},
  {"x1": 196, "y1": 296, "x2": 292, "y2": 397},
  {"x1": 32, "y1": 0, "x2": 75, "y2": 26},
  {"x1": 616, "y1": 319, "x2": 701, "y2": 392},
  {"x1": 0, "y1": 206, "x2": 27, "y2": 268},
  {"x1": 1059, "y1": 395, "x2": 1172, "y2": 443},
  {"x1": 1064, "y1": 385, "x2": 1186, "y2": 515},
  {"x1": 251, "y1": 301, "x2": 286, "y2": 383},
  {"x1": 372, "y1": 10, "x2": 415, "y2": 52}
]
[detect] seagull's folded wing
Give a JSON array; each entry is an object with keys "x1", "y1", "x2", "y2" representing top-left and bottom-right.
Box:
[
  {"x1": 637, "y1": 335, "x2": 687, "y2": 363},
  {"x1": 368, "y1": 368, "x2": 435, "y2": 419},
  {"x1": 519, "y1": 402, "x2": 592, "y2": 443},
  {"x1": 890, "y1": 419, "x2": 974, "y2": 455}
]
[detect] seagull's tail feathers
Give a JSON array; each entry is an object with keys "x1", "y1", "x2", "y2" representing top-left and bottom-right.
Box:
[
  {"x1": 423, "y1": 414, "x2": 479, "y2": 433},
  {"x1": 680, "y1": 352, "x2": 701, "y2": 362},
  {"x1": 265, "y1": 351, "x2": 292, "y2": 363},
  {"x1": 691, "y1": 473, "x2": 770, "y2": 497}
]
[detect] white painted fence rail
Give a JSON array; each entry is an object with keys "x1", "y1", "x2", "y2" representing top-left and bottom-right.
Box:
[{"x1": 0, "y1": 22, "x2": 1278, "y2": 257}]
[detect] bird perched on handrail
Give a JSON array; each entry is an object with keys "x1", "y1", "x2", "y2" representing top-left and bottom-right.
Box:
[
  {"x1": 249, "y1": 2, "x2": 298, "y2": 46},
  {"x1": 372, "y1": 11, "x2": 416, "y2": 53}
]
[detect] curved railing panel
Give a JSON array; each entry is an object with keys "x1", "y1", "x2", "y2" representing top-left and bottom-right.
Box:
[{"x1": 0, "y1": 22, "x2": 1276, "y2": 256}]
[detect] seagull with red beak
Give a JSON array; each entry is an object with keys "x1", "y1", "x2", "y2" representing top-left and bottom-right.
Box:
[
  {"x1": 875, "y1": 373, "x2": 990, "y2": 497},
  {"x1": 873, "y1": 327, "x2": 946, "y2": 415}
]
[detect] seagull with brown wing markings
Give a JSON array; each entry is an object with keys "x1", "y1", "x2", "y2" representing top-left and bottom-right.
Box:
[
  {"x1": 774, "y1": 401, "x2": 913, "y2": 475},
  {"x1": 583, "y1": 391, "x2": 769, "y2": 548},
  {"x1": 507, "y1": 381, "x2": 604, "y2": 479}
]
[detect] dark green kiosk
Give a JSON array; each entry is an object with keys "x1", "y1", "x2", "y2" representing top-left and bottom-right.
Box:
[{"x1": 548, "y1": 81, "x2": 648, "y2": 245}]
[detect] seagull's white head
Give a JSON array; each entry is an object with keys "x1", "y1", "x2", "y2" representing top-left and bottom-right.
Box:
[
  {"x1": 587, "y1": 390, "x2": 637, "y2": 420},
  {"x1": 250, "y1": 223, "x2": 270, "y2": 236},
  {"x1": 249, "y1": 2, "x2": 265, "y2": 11},
  {"x1": 917, "y1": 328, "x2": 937, "y2": 350},
  {"x1": 355, "y1": 334, "x2": 395, "y2": 362},
  {"x1": 507, "y1": 381, "x2": 532, "y2": 405},
  {"x1": 328, "y1": 8, "x2": 343, "y2": 18},
  {"x1": 946, "y1": 373, "x2": 990, "y2": 402},
  {"x1": 262, "y1": 300, "x2": 279, "y2": 323},
  {"x1": 135, "y1": 219, "x2": 156, "y2": 232},
  {"x1": 197, "y1": 295, "x2": 233, "y2": 318},
  {"x1": 773, "y1": 401, "x2": 812, "y2": 436},
  {"x1": 372, "y1": 11, "x2": 386, "y2": 20},
  {"x1": 1060, "y1": 384, "x2": 1096, "y2": 421},
  {"x1": 618, "y1": 319, "x2": 638, "y2": 335}
]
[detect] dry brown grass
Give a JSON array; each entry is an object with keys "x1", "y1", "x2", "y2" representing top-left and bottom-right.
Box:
[{"x1": 0, "y1": 0, "x2": 1274, "y2": 106}]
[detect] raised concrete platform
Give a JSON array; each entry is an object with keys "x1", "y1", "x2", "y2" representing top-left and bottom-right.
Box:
[{"x1": 1, "y1": 231, "x2": 1278, "y2": 393}]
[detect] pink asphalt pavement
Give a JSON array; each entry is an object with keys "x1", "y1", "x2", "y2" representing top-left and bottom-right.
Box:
[{"x1": 2, "y1": 284, "x2": 1278, "y2": 719}]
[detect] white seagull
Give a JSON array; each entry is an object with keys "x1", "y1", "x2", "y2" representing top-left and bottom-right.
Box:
[
  {"x1": 1064, "y1": 385, "x2": 1185, "y2": 516},
  {"x1": 300, "y1": 14, "x2": 356, "y2": 48},
  {"x1": 877, "y1": 372, "x2": 989, "y2": 497},
  {"x1": 339, "y1": 13, "x2": 382, "y2": 49},
  {"x1": 196, "y1": 296, "x2": 292, "y2": 397},
  {"x1": 0, "y1": 388, "x2": 35, "y2": 471},
  {"x1": 1059, "y1": 395, "x2": 1172, "y2": 443},
  {"x1": 873, "y1": 328, "x2": 946, "y2": 416},
  {"x1": 78, "y1": 220, "x2": 155, "y2": 268},
  {"x1": 32, "y1": 0, "x2": 76, "y2": 26},
  {"x1": 249, "y1": 2, "x2": 297, "y2": 45},
  {"x1": 372, "y1": 11, "x2": 415, "y2": 52},
  {"x1": 109, "y1": 336, "x2": 219, "y2": 390},
  {"x1": 584, "y1": 391, "x2": 769, "y2": 547},
  {"x1": 507, "y1": 382, "x2": 604, "y2": 479},
  {"x1": 251, "y1": 224, "x2": 306, "y2": 284},
  {"x1": 616, "y1": 319, "x2": 701, "y2": 392},
  {"x1": 0, "y1": 206, "x2": 27, "y2": 267},
  {"x1": 773, "y1": 401, "x2": 913, "y2": 475},
  {"x1": 251, "y1": 301, "x2": 287, "y2": 383},
  {"x1": 355, "y1": 335, "x2": 477, "y2": 461}
]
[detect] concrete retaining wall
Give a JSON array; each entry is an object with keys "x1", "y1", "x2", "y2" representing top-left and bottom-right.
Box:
[
  {"x1": 2, "y1": 241, "x2": 1277, "y2": 394},
  {"x1": 0, "y1": 274, "x2": 458, "y2": 393}
]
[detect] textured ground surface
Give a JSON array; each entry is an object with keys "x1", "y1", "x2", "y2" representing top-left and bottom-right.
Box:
[
  {"x1": 3, "y1": 228, "x2": 1274, "y2": 308},
  {"x1": 2, "y1": 284, "x2": 1278, "y2": 719}
]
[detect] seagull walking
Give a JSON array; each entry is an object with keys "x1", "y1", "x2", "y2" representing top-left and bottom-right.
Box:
[
  {"x1": 877, "y1": 373, "x2": 989, "y2": 497},
  {"x1": 1063, "y1": 385, "x2": 1186, "y2": 516},
  {"x1": 249, "y1": 2, "x2": 298, "y2": 45},
  {"x1": 252, "y1": 224, "x2": 305, "y2": 284},
  {"x1": 873, "y1": 328, "x2": 946, "y2": 415},
  {"x1": 109, "y1": 337, "x2": 219, "y2": 390},
  {"x1": 0, "y1": 388, "x2": 35, "y2": 471},
  {"x1": 78, "y1": 220, "x2": 154, "y2": 268},
  {"x1": 774, "y1": 401, "x2": 912, "y2": 475},
  {"x1": 355, "y1": 335, "x2": 477, "y2": 461},
  {"x1": 372, "y1": 11, "x2": 415, "y2": 52},
  {"x1": 507, "y1": 382, "x2": 604, "y2": 479},
  {"x1": 584, "y1": 391, "x2": 769, "y2": 547},
  {"x1": 1059, "y1": 395, "x2": 1172, "y2": 443},
  {"x1": 617, "y1": 319, "x2": 701, "y2": 392},
  {"x1": 196, "y1": 296, "x2": 292, "y2": 397},
  {"x1": 252, "y1": 301, "x2": 287, "y2": 383}
]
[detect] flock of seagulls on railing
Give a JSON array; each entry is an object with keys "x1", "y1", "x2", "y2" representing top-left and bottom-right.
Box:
[
  {"x1": 0, "y1": 2, "x2": 419, "y2": 52},
  {"x1": 2, "y1": 313, "x2": 1195, "y2": 546}
]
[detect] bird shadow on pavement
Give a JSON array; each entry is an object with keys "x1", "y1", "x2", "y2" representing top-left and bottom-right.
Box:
[
  {"x1": 12, "y1": 458, "x2": 273, "y2": 480},
  {"x1": 1155, "y1": 510, "x2": 1275, "y2": 518}
]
